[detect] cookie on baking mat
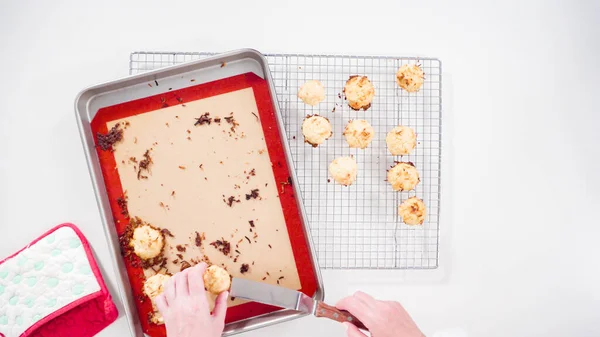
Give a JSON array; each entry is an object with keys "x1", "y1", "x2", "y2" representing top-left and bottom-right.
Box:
[
  {"x1": 143, "y1": 273, "x2": 171, "y2": 324},
  {"x1": 0, "y1": 224, "x2": 117, "y2": 337}
]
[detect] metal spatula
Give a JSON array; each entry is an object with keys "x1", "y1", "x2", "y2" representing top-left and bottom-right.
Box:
[{"x1": 230, "y1": 278, "x2": 368, "y2": 331}]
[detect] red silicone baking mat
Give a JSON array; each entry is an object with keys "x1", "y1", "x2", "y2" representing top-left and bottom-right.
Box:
[{"x1": 90, "y1": 73, "x2": 318, "y2": 337}]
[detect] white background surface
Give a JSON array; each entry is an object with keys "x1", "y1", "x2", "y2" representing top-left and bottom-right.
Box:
[{"x1": 1, "y1": 1, "x2": 599, "y2": 336}]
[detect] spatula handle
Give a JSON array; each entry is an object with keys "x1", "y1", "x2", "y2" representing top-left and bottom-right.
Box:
[{"x1": 314, "y1": 301, "x2": 368, "y2": 331}]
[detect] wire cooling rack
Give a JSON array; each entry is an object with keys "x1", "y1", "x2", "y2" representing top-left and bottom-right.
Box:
[{"x1": 130, "y1": 52, "x2": 442, "y2": 269}]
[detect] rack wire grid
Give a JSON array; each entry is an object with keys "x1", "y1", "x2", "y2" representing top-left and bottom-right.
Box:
[{"x1": 130, "y1": 52, "x2": 442, "y2": 269}]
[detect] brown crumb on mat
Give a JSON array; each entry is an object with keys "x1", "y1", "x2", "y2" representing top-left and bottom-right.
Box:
[
  {"x1": 97, "y1": 124, "x2": 123, "y2": 151},
  {"x1": 116, "y1": 195, "x2": 128, "y2": 217},
  {"x1": 178, "y1": 166, "x2": 186, "y2": 170},
  {"x1": 240, "y1": 264, "x2": 249, "y2": 274},
  {"x1": 194, "y1": 231, "x2": 203, "y2": 247},
  {"x1": 225, "y1": 196, "x2": 240, "y2": 207},
  {"x1": 194, "y1": 113, "x2": 212, "y2": 126},
  {"x1": 176, "y1": 245, "x2": 186, "y2": 252},
  {"x1": 249, "y1": 220, "x2": 255, "y2": 227},
  {"x1": 245, "y1": 189, "x2": 260, "y2": 200},
  {"x1": 161, "y1": 228, "x2": 175, "y2": 238},
  {"x1": 210, "y1": 238, "x2": 231, "y2": 256},
  {"x1": 244, "y1": 236, "x2": 251, "y2": 244},
  {"x1": 249, "y1": 169, "x2": 256, "y2": 176},
  {"x1": 180, "y1": 261, "x2": 192, "y2": 271},
  {"x1": 221, "y1": 62, "x2": 226, "y2": 68},
  {"x1": 137, "y1": 149, "x2": 153, "y2": 180}
]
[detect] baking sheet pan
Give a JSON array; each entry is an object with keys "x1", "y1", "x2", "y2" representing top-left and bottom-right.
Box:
[{"x1": 75, "y1": 49, "x2": 324, "y2": 336}]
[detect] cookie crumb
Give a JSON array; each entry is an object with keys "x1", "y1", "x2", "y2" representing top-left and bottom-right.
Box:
[
  {"x1": 97, "y1": 124, "x2": 123, "y2": 151},
  {"x1": 240, "y1": 264, "x2": 249, "y2": 274}
]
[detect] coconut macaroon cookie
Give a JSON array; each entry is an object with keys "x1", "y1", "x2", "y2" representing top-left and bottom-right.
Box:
[
  {"x1": 386, "y1": 126, "x2": 417, "y2": 156},
  {"x1": 143, "y1": 273, "x2": 171, "y2": 324},
  {"x1": 343, "y1": 76, "x2": 375, "y2": 110},
  {"x1": 387, "y1": 162, "x2": 420, "y2": 191},
  {"x1": 398, "y1": 197, "x2": 426, "y2": 225},
  {"x1": 302, "y1": 115, "x2": 332, "y2": 147},
  {"x1": 129, "y1": 223, "x2": 165, "y2": 260},
  {"x1": 395, "y1": 64, "x2": 425, "y2": 93},
  {"x1": 203, "y1": 265, "x2": 231, "y2": 295},
  {"x1": 298, "y1": 80, "x2": 326, "y2": 106},
  {"x1": 329, "y1": 156, "x2": 358, "y2": 186},
  {"x1": 343, "y1": 119, "x2": 375, "y2": 149}
]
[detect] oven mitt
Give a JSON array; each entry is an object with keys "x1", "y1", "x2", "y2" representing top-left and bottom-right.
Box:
[{"x1": 0, "y1": 224, "x2": 118, "y2": 337}]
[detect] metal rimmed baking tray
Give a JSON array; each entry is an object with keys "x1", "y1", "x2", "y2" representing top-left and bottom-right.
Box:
[{"x1": 75, "y1": 49, "x2": 324, "y2": 337}]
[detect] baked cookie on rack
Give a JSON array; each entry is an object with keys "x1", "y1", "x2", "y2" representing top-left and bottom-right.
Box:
[
  {"x1": 143, "y1": 273, "x2": 171, "y2": 324},
  {"x1": 387, "y1": 162, "x2": 420, "y2": 191},
  {"x1": 343, "y1": 76, "x2": 375, "y2": 110},
  {"x1": 298, "y1": 80, "x2": 326, "y2": 106},
  {"x1": 129, "y1": 223, "x2": 165, "y2": 260},
  {"x1": 302, "y1": 115, "x2": 332, "y2": 147},
  {"x1": 329, "y1": 156, "x2": 358, "y2": 186},
  {"x1": 398, "y1": 197, "x2": 426, "y2": 225},
  {"x1": 386, "y1": 126, "x2": 417, "y2": 155},
  {"x1": 395, "y1": 64, "x2": 425, "y2": 93},
  {"x1": 204, "y1": 265, "x2": 231, "y2": 294},
  {"x1": 343, "y1": 119, "x2": 375, "y2": 149}
]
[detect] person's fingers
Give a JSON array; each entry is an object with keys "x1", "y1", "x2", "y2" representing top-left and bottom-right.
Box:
[
  {"x1": 175, "y1": 268, "x2": 190, "y2": 297},
  {"x1": 188, "y1": 262, "x2": 208, "y2": 295},
  {"x1": 343, "y1": 322, "x2": 368, "y2": 337},
  {"x1": 155, "y1": 294, "x2": 168, "y2": 314},
  {"x1": 353, "y1": 291, "x2": 377, "y2": 308},
  {"x1": 164, "y1": 276, "x2": 177, "y2": 303},
  {"x1": 212, "y1": 290, "x2": 229, "y2": 322},
  {"x1": 336, "y1": 296, "x2": 375, "y2": 327}
]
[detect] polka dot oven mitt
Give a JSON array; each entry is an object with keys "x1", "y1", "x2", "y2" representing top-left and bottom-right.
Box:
[{"x1": 0, "y1": 224, "x2": 117, "y2": 337}]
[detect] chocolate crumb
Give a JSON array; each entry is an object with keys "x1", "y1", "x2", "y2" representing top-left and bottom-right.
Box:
[
  {"x1": 245, "y1": 189, "x2": 260, "y2": 200},
  {"x1": 244, "y1": 236, "x2": 251, "y2": 244},
  {"x1": 240, "y1": 264, "x2": 249, "y2": 274},
  {"x1": 176, "y1": 245, "x2": 186, "y2": 252},
  {"x1": 194, "y1": 113, "x2": 212, "y2": 126},
  {"x1": 266, "y1": 272, "x2": 270, "y2": 276},
  {"x1": 178, "y1": 166, "x2": 186, "y2": 170},
  {"x1": 171, "y1": 191, "x2": 176, "y2": 196},
  {"x1": 221, "y1": 62, "x2": 226, "y2": 68},
  {"x1": 268, "y1": 244, "x2": 272, "y2": 249},
  {"x1": 262, "y1": 277, "x2": 267, "y2": 281},
  {"x1": 249, "y1": 169, "x2": 256, "y2": 176},
  {"x1": 235, "y1": 249, "x2": 241, "y2": 254},
  {"x1": 137, "y1": 149, "x2": 153, "y2": 180},
  {"x1": 214, "y1": 117, "x2": 221, "y2": 123},
  {"x1": 249, "y1": 220, "x2": 255, "y2": 227},
  {"x1": 116, "y1": 196, "x2": 129, "y2": 217},
  {"x1": 252, "y1": 261, "x2": 255, "y2": 265},
  {"x1": 194, "y1": 231, "x2": 202, "y2": 247},
  {"x1": 161, "y1": 228, "x2": 175, "y2": 238},
  {"x1": 180, "y1": 261, "x2": 192, "y2": 271},
  {"x1": 226, "y1": 196, "x2": 240, "y2": 207},
  {"x1": 210, "y1": 238, "x2": 231, "y2": 256},
  {"x1": 251, "y1": 112, "x2": 259, "y2": 120},
  {"x1": 199, "y1": 164, "x2": 204, "y2": 170},
  {"x1": 97, "y1": 124, "x2": 123, "y2": 151},
  {"x1": 328, "y1": 179, "x2": 331, "y2": 183},
  {"x1": 172, "y1": 259, "x2": 179, "y2": 264},
  {"x1": 176, "y1": 253, "x2": 184, "y2": 260}
]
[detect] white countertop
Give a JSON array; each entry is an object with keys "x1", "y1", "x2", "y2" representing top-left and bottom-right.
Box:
[{"x1": 1, "y1": 0, "x2": 599, "y2": 336}]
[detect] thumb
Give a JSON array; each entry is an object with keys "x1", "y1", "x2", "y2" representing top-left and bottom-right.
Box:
[
  {"x1": 344, "y1": 322, "x2": 368, "y2": 337},
  {"x1": 212, "y1": 291, "x2": 229, "y2": 322}
]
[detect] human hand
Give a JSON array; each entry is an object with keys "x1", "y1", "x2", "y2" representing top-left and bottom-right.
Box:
[
  {"x1": 156, "y1": 262, "x2": 229, "y2": 337},
  {"x1": 336, "y1": 291, "x2": 424, "y2": 337}
]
